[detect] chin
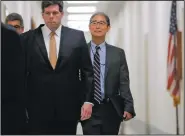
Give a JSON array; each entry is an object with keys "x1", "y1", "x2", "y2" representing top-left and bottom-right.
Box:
[
  {"x1": 48, "y1": 24, "x2": 58, "y2": 30},
  {"x1": 93, "y1": 34, "x2": 104, "y2": 37}
]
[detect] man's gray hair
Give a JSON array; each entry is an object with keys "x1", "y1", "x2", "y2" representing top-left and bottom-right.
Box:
[
  {"x1": 41, "y1": 1, "x2": 64, "y2": 13},
  {"x1": 89, "y1": 12, "x2": 110, "y2": 26},
  {"x1": 5, "y1": 13, "x2": 24, "y2": 27}
]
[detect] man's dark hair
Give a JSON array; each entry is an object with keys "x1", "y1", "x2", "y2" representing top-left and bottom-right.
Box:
[
  {"x1": 41, "y1": 1, "x2": 64, "y2": 13},
  {"x1": 5, "y1": 13, "x2": 24, "y2": 27},
  {"x1": 89, "y1": 12, "x2": 110, "y2": 26}
]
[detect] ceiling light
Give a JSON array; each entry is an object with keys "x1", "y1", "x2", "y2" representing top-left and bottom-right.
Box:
[
  {"x1": 67, "y1": 6, "x2": 96, "y2": 13},
  {"x1": 67, "y1": 20, "x2": 89, "y2": 26},
  {"x1": 70, "y1": 26, "x2": 89, "y2": 32},
  {"x1": 67, "y1": 20, "x2": 89, "y2": 31},
  {"x1": 67, "y1": 14, "x2": 92, "y2": 21},
  {"x1": 66, "y1": 1, "x2": 99, "y2": 4}
]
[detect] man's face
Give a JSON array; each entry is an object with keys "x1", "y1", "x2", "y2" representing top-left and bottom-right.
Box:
[
  {"x1": 42, "y1": 4, "x2": 64, "y2": 31},
  {"x1": 89, "y1": 15, "x2": 110, "y2": 37},
  {"x1": 7, "y1": 20, "x2": 24, "y2": 34}
]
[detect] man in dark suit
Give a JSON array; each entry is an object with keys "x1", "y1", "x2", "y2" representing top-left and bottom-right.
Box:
[
  {"x1": 81, "y1": 12, "x2": 136, "y2": 135},
  {"x1": 1, "y1": 22, "x2": 27, "y2": 135},
  {"x1": 21, "y1": 1, "x2": 94, "y2": 135}
]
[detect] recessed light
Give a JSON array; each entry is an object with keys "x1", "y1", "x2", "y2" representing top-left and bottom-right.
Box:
[
  {"x1": 67, "y1": 6, "x2": 96, "y2": 13},
  {"x1": 66, "y1": 1, "x2": 99, "y2": 4},
  {"x1": 67, "y1": 14, "x2": 92, "y2": 21},
  {"x1": 67, "y1": 20, "x2": 89, "y2": 31}
]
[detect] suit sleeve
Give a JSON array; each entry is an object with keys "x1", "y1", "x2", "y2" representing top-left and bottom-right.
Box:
[
  {"x1": 20, "y1": 30, "x2": 33, "y2": 74},
  {"x1": 2, "y1": 28, "x2": 25, "y2": 103},
  {"x1": 20, "y1": 30, "x2": 33, "y2": 112},
  {"x1": 80, "y1": 32, "x2": 94, "y2": 104},
  {"x1": 1, "y1": 26, "x2": 27, "y2": 133},
  {"x1": 119, "y1": 49, "x2": 136, "y2": 117}
]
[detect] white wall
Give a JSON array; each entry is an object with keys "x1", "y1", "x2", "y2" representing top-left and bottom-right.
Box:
[
  {"x1": 108, "y1": 1, "x2": 184, "y2": 134},
  {"x1": 2, "y1": 1, "x2": 44, "y2": 32},
  {"x1": 1, "y1": 2, "x2": 7, "y2": 22},
  {"x1": 29, "y1": 1, "x2": 44, "y2": 28}
]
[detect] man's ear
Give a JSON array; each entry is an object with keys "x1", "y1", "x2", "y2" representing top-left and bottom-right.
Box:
[
  {"x1": 107, "y1": 25, "x2": 110, "y2": 32},
  {"x1": 42, "y1": 12, "x2": 44, "y2": 19}
]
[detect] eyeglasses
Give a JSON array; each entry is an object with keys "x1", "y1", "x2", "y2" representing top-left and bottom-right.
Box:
[
  {"x1": 43, "y1": 11, "x2": 61, "y2": 16},
  {"x1": 9, "y1": 25, "x2": 22, "y2": 30},
  {"x1": 90, "y1": 21, "x2": 107, "y2": 27}
]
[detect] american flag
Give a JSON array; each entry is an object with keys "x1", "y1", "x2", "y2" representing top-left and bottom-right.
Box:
[{"x1": 167, "y1": 1, "x2": 180, "y2": 106}]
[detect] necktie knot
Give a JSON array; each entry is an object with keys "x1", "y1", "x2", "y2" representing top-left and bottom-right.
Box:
[
  {"x1": 95, "y1": 46, "x2": 100, "y2": 51},
  {"x1": 50, "y1": 31, "x2": 55, "y2": 37}
]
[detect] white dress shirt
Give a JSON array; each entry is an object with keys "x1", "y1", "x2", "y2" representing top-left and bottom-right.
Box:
[{"x1": 41, "y1": 24, "x2": 62, "y2": 58}]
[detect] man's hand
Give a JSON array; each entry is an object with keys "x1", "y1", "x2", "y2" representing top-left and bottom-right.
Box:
[
  {"x1": 80, "y1": 103, "x2": 93, "y2": 121},
  {"x1": 123, "y1": 111, "x2": 132, "y2": 121}
]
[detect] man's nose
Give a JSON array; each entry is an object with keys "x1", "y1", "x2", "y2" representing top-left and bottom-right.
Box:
[
  {"x1": 48, "y1": 13, "x2": 54, "y2": 17},
  {"x1": 96, "y1": 24, "x2": 101, "y2": 28}
]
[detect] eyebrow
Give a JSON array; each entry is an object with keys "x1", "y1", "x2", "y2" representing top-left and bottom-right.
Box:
[
  {"x1": 91, "y1": 20, "x2": 106, "y2": 23},
  {"x1": 91, "y1": 20, "x2": 105, "y2": 21}
]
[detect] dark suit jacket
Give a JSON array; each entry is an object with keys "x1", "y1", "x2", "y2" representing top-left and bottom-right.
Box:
[
  {"x1": 21, "y1": 24, "x2": 94, "y2": 122},
  {"x1": 1, "y1": 23, "x2": 27, "y2": 134},
  {"x1": 88, "y1": 42, "x2": 135, "y2": 118}
]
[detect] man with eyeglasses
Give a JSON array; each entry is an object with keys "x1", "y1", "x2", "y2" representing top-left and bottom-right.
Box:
[
  {"x1": 21, "y1": 1, "x2": 94, "y2": 135},
  {"x1": 5, "y1": 13, "x2": 24, "y2": 34},
  {"x1": 81, "y1": 12, "x2": 136, "y2": 135}
]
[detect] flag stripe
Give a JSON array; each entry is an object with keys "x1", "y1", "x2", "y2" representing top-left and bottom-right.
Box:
[{"x1": 167, "y1": 1, "x2": 180, "y2": 106}]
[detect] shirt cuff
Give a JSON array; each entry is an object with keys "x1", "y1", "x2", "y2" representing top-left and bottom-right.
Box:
[{"x1": 84, "y1": 102, "x2": 94, "y2": 106}]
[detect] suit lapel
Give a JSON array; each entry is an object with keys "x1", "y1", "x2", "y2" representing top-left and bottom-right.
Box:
[
  {"x1": 104, "y1": 43, "x2": 111, "y2": 80},
  {"x1": 35, "y1": 24, "x2": 53, "y2": 70},
  {"x1": 55, "y1": 26, "x2": 66, "y2": 70}
]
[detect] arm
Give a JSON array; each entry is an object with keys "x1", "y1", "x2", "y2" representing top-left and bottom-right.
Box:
[
  {"x1": 20, "y1": 30, "x2": 33, "y2": 120},
  {"x1": 20, "y1": 30, "x2": 33, "y2": 76},
  {"x1": 2, "y1": 27, "x2": 25, "y2": 104},
  {"x1": 1, "y1": 26, "x2": 27, "y2": 133},
  {"x1": 80, "y1": 32, "x2": 94, "y2": 104},
  {"x1": 79, "y1": 32, "x2": 94, "y2": 121},
  {"x1": 119, "y1": 49, "x2": 136, "y2": 117}
]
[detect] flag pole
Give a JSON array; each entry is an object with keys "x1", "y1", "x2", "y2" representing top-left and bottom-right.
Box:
[{"x1": 175, "y1": 104, "x2": 179, "y2": 135}]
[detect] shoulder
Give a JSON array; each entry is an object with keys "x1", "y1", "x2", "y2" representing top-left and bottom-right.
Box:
[
  {"x1": 2, "y1": 24, "x2": 20, "y2": 44},
  {"x1": 21, "y1": 29, "x2": 35, "y2": 38},
  {"x1": 64, "y1": 26, "x2": 84, "y2": 37},
  {"x1": 20, "y1": 28, "x2": 39, "y2": 45},
  {"x1": 63, "y1": 26, "x2": 86, "y2": 46},
  {"x1": 21, "y1": 24, "x2": 42, "y2": 39},
  {"x1": 2, "y1": 23, "x2": 18, "y2": 37},
  {"x1": 2, "y1": 24, "x2": 22, "y2": 54},
  {"x1": 64, "y1": 26, "x2": 83, "y2": 33},
  {"x1": 106, "y1": 44, "x2": 125, "y2": 54}
]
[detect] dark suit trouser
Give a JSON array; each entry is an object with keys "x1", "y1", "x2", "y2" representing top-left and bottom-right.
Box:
[
  {"x1": 28, "y1": 119, "x2": 78, "y2": 135},
  {"x1": 81, "y1": 101, "x2": 121, "y2": 135}
]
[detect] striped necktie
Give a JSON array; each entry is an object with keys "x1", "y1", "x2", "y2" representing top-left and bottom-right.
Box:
[{"x1": 93, "y1": 46, "x2": 102, "y2": 104}]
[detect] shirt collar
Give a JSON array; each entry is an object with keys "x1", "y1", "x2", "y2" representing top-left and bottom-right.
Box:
[
  {"x1": 42, "y1": 24, "x2": 62, "y2": 37},
  {"x1": 90, "y1": 41, "x2": 106, "y2": 52}
]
